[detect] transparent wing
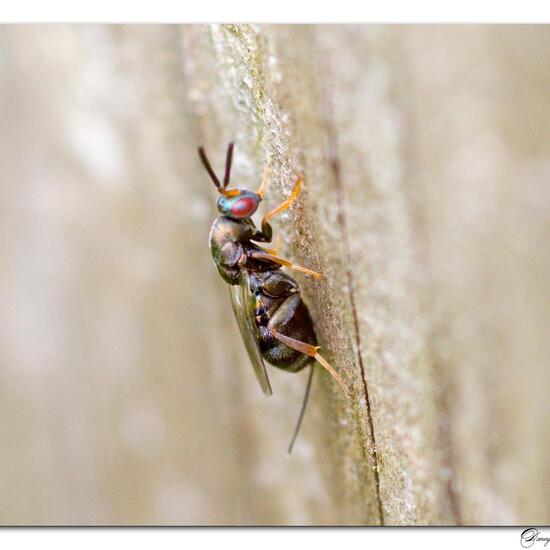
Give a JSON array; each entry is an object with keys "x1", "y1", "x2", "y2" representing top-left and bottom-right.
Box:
[{"x1": 230, "y1": 271, "x2": 273, "y2": 396}]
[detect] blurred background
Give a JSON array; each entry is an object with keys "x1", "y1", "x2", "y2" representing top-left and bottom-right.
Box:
[{"x1": 0, "y1": 24, "x2": 549, "y2": 525}]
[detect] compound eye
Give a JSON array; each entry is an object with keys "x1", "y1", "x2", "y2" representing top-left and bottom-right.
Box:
[{"x1": 230, "y1": 196, "x2": 257, "y2": 218}]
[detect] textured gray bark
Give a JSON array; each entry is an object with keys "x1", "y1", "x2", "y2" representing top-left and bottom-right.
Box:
[{"x1": 0, "y1": 24, "x2": 548, "y2": 525}]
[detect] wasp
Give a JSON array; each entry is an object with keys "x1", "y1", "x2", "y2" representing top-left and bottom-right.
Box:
[{"x1": 199, "y1": 143, "x2": 347, "y2": 453}]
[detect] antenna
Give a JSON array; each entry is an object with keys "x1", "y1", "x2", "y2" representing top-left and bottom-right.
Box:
[
  {"x1": 223, "y1": 142, "x2": 234, "y2": 188},
  {"x1": 198, "y1": 147, "x2": 221, "y2": 191},
  {"x1": 287, "y1": 365, "x2": 315, "y2": 455}
]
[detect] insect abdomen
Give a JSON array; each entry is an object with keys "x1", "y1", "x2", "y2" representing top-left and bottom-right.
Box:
[{"x1": 258, "y1": 293, "x2": 317, "y2": 373}]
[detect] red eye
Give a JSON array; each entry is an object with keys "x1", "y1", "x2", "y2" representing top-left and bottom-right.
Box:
[{"x1": 231, "y1": 197, "x2": 256, "y2": 217}]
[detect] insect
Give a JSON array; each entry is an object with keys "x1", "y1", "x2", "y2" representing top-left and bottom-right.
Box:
[{"x1": 199, "y1": 143, "x2": 348, "y2": 453}]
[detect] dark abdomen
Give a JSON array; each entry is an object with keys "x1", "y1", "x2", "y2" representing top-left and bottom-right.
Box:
[{"x1": 259, "y1": 298, "x2": 317, "y2": 373}]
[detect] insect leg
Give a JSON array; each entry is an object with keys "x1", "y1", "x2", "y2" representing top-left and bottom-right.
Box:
[
  {"x1": 270, "y1": 329, "x2": 349, "y2": 396},
  {"x1": 259, "y1": 235, "x2": 282, "y2": 256},
  {"x1": 261, "y1": 178, "x2": 302, "y2": 236},
  {"x1": 287, "y1": 364, "x2": 315, "y2": 455},
  {"x1": 257, "y1": 165, "x2": 269, "y2": 198},
  {"x1": 249, "y1": 250, "x2": 323, "y2": 279}
]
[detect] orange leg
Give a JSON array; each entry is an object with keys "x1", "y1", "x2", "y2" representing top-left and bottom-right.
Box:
[
  {"x1": 250, "y1": 251, "x2": 323, "y2": 279},
  {"x1": 257, "y1": 165, "x2": 269, "y2": 198},
  {"x1": 271, "y1": 329, "x2": 349, "y2": 396},
  {"x1": 255, "y1": 177, "x2": 322, "y2": 278},
  {"x1": 262, "y1": 178, "x2": 302, "y2": 227},
  {"x1": 260, "y1": 235, "x2": 281, "y2": 256}
]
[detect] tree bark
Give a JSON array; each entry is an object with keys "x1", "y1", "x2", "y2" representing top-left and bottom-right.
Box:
[{"x1": 0, "y1": 24, "x2": 548, "y2": 525}]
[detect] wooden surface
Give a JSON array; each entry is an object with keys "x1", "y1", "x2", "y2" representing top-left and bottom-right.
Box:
[{"x1": 0, "y1": 24, "x2": 548, "y2": 525}]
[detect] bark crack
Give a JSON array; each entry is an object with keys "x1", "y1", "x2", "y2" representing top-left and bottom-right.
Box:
[{"x1": 318, "y1": 60, "x2": 385, "y2": 526}]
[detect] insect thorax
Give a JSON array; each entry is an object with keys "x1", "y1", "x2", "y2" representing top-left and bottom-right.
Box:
[
  {"x1": 209, "y1": 216, "x2": 279, "y2": 286},
  {"x1": 208, "y1": 217, "x2": 252, "y2": 283}
]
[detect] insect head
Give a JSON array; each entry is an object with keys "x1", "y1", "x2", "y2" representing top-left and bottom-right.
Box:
[{"x1": 198, "y1": 142, "x2": 262, "y2": 219}]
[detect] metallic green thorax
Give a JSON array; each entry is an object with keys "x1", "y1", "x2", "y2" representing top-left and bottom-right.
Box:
[{"x1": 209, "y1": 215, "x2": 276, "y2": 285}]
